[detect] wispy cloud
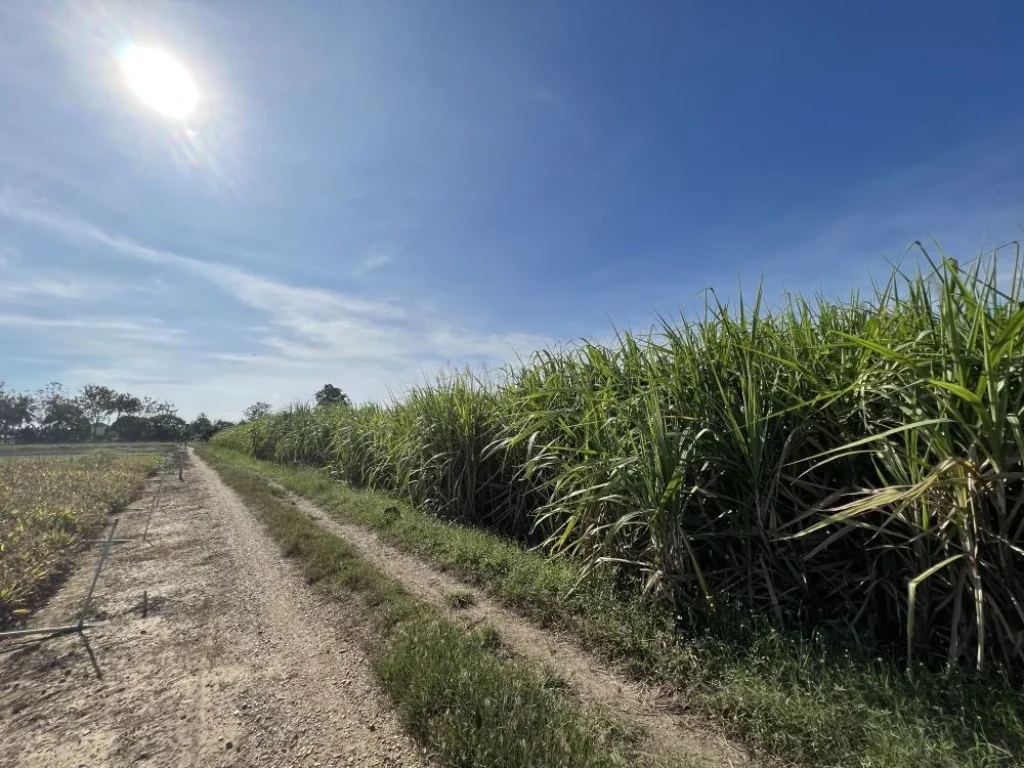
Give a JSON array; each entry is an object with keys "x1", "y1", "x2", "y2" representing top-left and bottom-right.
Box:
[
  {"x1": 0, "y1": 193, "x2": 551, "y2": 417},
  {"x1": 1, "y1": 191, "x2": 408, "y2": 345},
  {"x1": 0, "y1": 314, "x2": 160, "y2": 332},
  {"x1": 357, "y1": 244, "x2": 398, "y2": 274},
  {"x1": 0, "y1": 272, "x2": 142, "y2": 303}
]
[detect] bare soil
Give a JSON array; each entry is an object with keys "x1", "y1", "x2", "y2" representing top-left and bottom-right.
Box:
[
  {"x1": 271, "y1": 479, "x2": 751, "y2": 768},
  {"x1": 0, "y1": 453, "x2": 424, "y2": 768}
]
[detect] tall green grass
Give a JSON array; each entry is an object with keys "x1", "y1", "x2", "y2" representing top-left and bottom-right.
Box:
[{"x1": 214, "y1": 248, "x2": 1024, "y2": 677}]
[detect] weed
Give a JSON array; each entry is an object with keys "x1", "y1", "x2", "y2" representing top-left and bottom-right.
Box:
[{"x1": 444, "y1": 588, "x2": 476, "y2": 610}]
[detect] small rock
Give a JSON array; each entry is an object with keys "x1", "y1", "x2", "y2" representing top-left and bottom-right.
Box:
[{"x1": 225, "y1": 741, "x2": 233, "y2": 751}]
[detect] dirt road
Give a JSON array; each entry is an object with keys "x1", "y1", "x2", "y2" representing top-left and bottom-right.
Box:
[
  {"x1": 272, "y1": 481, "x2": 749, "y2": 768},
  {"x1": 0, "y1": 453, "x2": 423, "y2": 768}
]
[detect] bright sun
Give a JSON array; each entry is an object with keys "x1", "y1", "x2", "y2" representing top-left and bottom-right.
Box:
[{"x1": 119, "y1": 44, "x2": 200, "y2": 120}]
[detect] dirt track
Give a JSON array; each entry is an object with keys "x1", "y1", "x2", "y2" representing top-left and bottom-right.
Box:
[
  {"x1": 269, "y1": 480, "x2": 749, "y2": 768},
  {"x1": 0, "y1": 453, "x2": 423, "y2": 768}
]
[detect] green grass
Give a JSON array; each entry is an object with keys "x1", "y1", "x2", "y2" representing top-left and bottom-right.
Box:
[
  {"x1": 202, "y1": 445, "x2": 1024, "y2": 768},
  {"x1": 198, "y1": 447, "x2": 689, "y2": 768}
]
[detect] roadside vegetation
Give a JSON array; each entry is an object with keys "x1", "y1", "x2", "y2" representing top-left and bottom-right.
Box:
[
  {"x1": 211, "y1": 250, "x2": 1024, "y2": 767},
  {"x1": 203, "y1": 444, "x2": 1024, "y2": 768},
  {"x1": 199, "y1": 448, "x2": 689, "y2": 768},
  {"x1": 0, "y1": 452, "x2": 162, "y2": 624}
]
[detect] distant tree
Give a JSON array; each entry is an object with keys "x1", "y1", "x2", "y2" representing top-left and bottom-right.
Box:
[
  {"x1": 189, "y1": 413, "x2": 233, "y2": 442},
  {"x1": 141, "y1": 396, "x2": 176, "y2": 416},
  {"x1": 0, "y1": 382, "x2": 183, "y2": 445},
  {"x1": 149, "y1": 413, "x2": 187, "y2": 441},
  {"x1": 315, "y1": 383, "x2": 350, "y2": 408},
  {"x1": 103, "y1": 412, "x2": 183, "y2": 442},
  {"x1": 112, "y1": 392, "x2": 143, "y2": 422},
  {"x1": 78, "y1": 384, "x2": 116, "y2": 436},
  {"x1": 36, "y1": 383, "x2": 89, "y2": 442},
  {"x1": 244, "y1": 401, "x2": 272, "y2": 421},
  {"x1": 0, "y1": 384, "x2": 35, "y2": 443},
  {"x1": 190, "y1": 413, "x2": 213, "y2": 440},
  {"x1": 110, "y1": 415, "x2": 150, "y2": 442}
]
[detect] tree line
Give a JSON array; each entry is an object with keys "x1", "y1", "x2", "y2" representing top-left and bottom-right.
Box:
[
  {"x1": 0, "y1": 380, "x2": 351, "y2": 445},
  {"x1": 0, "y1": 382, "x2": 234, "y2": 444},
  {"x1": 241, "y1": 383, "x2": 351, "y2": 423}
]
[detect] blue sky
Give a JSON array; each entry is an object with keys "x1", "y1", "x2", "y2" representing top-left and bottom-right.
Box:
[{"x1": 2, "y1": 1, "x2": 1022, "y2": 420}]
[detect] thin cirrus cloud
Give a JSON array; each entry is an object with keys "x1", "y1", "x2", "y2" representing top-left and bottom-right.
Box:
[
  {"x1": 0, "y1": 192, "x2": 551, "y2": 416},
  {"x1": 0, "y1": 314, "x2": 168, "y2": 332},
  {"x1": 356, "y1": 246, "x2": 397, "y2": 275},
  {"x1": 0, "y1": 270, "x2": 142, "y2": 303}
]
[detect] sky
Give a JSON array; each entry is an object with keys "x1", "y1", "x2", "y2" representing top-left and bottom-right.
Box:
[{"x1": 1, "y1": 1, "x2": 1022, "y2": 421}]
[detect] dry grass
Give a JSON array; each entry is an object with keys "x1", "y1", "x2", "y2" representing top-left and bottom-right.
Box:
[{"x1": 0, "y1": 452, "x2": 161, "y2": 624}]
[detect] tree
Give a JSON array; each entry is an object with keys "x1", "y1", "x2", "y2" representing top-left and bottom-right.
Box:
[
  {"x1": 315, "y1": 383, "x2": 350, "y2": 408},
  {"x1": 112, "y1": 392, "x2": 143, "y2": 422},
  {"x1": 141, "y1": 396, "x2": 176, "y2": 416},
  {"x1": 109, "y1": 412, "x2": 186, "y2": 442},
  {"x1": 190, "y1": 413, "x2": 213, "y2": 440},
  {"x1": 78, "y1": 384, "x2": 116, "y2": 436},
  {"x1": 110, "y1": 415, "x2": 151, "y2": 442},
  {"x1": 0, "y1": 384, "x2": 34, "y2": 443},
  {"x1": 148, "y1": 413, "x2": 187, "y2": 441},
  {"x1": 36, "y1": 383, "x2": 89, "y2": 442},
  {"x1": 189, "y1": 413, "x2": 233, "y2": 442},
  {"x1": 0, "y1": 382, "x2": 183, "y2": 445},
  {"x1": 244, "y1": 402, "x2": 272, "y2": 421}
]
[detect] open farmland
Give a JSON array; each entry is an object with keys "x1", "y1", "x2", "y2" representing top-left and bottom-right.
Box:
[
  {"x1": 0, "y1": 443, "x2": 176, "y2": 459},
  {"x1": 0, "y1": 450, "x2": 163, "y2": 624},
  {"x1": 5, "y1": 255, "x2": 1022, "y2": 768}
]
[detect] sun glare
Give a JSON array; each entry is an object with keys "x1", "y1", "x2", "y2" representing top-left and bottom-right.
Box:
[{"x1": 119, "y1": 44, "x2": 199, "y2": 120}]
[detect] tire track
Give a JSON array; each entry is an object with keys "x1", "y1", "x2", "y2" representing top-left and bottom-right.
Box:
[
  {"x1": 260, "y1": 470, "x2": 751, "y2": 768},
  {"x1": 1, "y1": 453, "x2": 424, "y2": 768}
]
